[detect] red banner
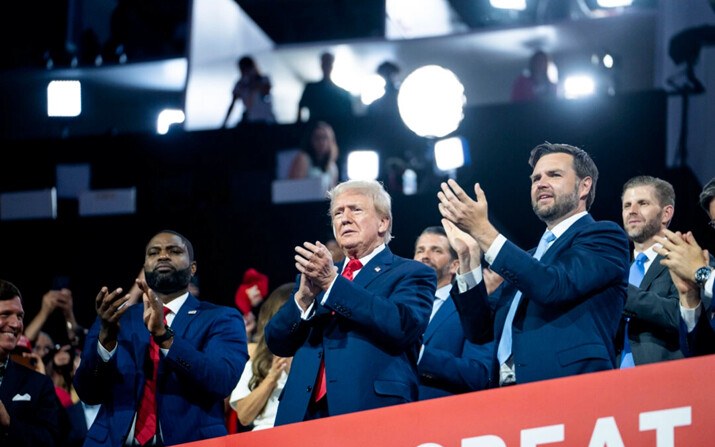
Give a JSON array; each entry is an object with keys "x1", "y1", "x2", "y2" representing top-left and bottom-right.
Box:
[{"x1": 180, "y1": 355, "x2": 715, "y2": 447}]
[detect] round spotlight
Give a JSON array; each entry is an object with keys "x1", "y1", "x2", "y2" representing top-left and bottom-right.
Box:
[
  {"x1": 602, "y1": 54, "x2": 614, "y2": 69},
  {"x1": 397, "y1": 65, "x2": 465, "y2": 138}
]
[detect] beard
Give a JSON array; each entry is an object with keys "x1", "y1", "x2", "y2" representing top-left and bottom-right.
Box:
[
  {"x1": 145, "y1": 266, "x2": 192, "y2": 295},
  {"x1": 627, "y1": 212, "x2": 663, "y2": 244},
  {"x1": 533, "y1": 183, "x2": 580, "y2": 224}
]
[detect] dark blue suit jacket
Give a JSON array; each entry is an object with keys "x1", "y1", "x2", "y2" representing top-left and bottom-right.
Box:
[
  {"x1": 616, "y1": 254, "x2": 683, "y2": 365},
  {"x1": 452, "y1": 214, "x2": 629, "y2": 385},
  {"x1": 0, "y1": 359, "x2": 60, "y2": 446},
  {"x1": 418, "y1": 295, "x2": 493, "y2": 399},
  {"x1": 679, "y1": 257, "x2": 715, "y2": 358},
  {"x1": 266, "y1": 246, "x2": 436, "y2": 425},
  {"x1": 74, "y1": 294, "x2": 248, "y2": 447}
]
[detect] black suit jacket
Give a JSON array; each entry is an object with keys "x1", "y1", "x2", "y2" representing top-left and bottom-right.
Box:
[
  {"x1": 0, "y1": 359, "x2": 61, "y2": 447},
  {"x1": 617, "y1": 254, "x2": 684, "y2": 365}
]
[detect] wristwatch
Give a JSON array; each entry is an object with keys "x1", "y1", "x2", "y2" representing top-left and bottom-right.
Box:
[
  {"x1": 695, "y1": 266, "x2": 712, "y2": 286},
  {"x1": 153, "y1": 325, "x2": 175, "y2": 344}
]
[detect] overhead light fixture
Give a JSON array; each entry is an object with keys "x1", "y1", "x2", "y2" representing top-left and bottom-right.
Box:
[
  {"x1": 47, "y1": 80, "x2": 81, "y2": 117},
  {"x1": 157, "y1": 109, "x2": 185, "y2": 135},
  {"x1": 347, "y1": 150, "x2": 379, "y2": 181},
  {"x1": 386, "y1": 0, "x2": 468, "y2": 39},
  {"x1": 563, "y1": 75, "x2": 596, "y2": 99},
  {"x1": 596, "y1": 0, "x2": 633, "y2": 7},
  {"x1": 398, "y1": 65, "x2": 465, "y2": 138},
  {"x1": 489, "y1": 0, "x2": 527, "y2": 11},
  {"x1": 434, "y1": 137, "x2": 468, "y2": 171}
]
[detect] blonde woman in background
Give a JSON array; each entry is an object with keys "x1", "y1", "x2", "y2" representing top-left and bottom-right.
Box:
[{"x1": 229, "y1": 283, "x2": 293, "y2": 430}]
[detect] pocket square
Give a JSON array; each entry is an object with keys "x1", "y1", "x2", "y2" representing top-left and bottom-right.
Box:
[{"x1": 12, "y1": 393, "x2": 31, "y2": 402}]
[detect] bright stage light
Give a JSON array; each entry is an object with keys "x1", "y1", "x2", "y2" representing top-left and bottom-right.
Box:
[
  {"x1": 563, "y1": 75, "x2": 596, "y2": 99},
  {"x1": 434, "y1": 137, "x2": 467, "y2": 171},
  {"x1": 347, "y1": 150, "x2": 380, "y2": 181},
  {"x1": 397, "y1": 65, "x2": 465, "y2": 138},
  {"x1": 157, "y1": 109, "x2": 185, "y2": 135},
  {"x1": 361, "y1": 74, "x2": 386, "y2": 105},
  {"x1": 489, "y1": 0, "x2": 527, "y2": 11},
  {"x1": 597, "y1": 0, "x2": 633, "y2": 7},
  {"x1": 47, "y1": 81, "x2": 81, "y2": 117}
]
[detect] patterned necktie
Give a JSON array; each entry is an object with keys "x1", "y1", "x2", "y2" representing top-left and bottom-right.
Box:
[
  {"x1": 135, "y1": 306, "x2": 171, "y2": 446},
  {"x1": 313, "y1": 258, "x2": 363, "y2": 402},
  {"x1": 621, "y1": 253, "x2": 648, "y2": 369},
  {"x1": 497, "y1": 230, "x2": 556, "y2": 365}
]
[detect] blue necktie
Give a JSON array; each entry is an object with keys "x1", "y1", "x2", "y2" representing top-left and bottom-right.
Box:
[
  {"x1": 620, "y1": 252, "x2": 647, "y2": 369},
  {"x1": 497, "y1": 230, "x2": 556, "y2": 365}
]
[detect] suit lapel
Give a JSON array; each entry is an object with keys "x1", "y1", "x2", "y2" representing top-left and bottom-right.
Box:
[
  {"x1": 170, "y1": 293, "x2": 200, "y2": 336},
  {"x1": 538, "y1": 213, "x2": 592, "y2": 264},
  {"x1": 640, "y1": 254, "x2": 665, "y2": 290},
  {"x1": 351, "y1": 246, "x2": 394, "y2": 289},
  {"x1": 0, "y1": 360, "x2": 24, "y2": 403},
  {"x1": 424, "y1": 297, "x2": 455, "y2": 342},
  {"x1": 512, "y1": 214, "x2": 591, "y2": 314}
]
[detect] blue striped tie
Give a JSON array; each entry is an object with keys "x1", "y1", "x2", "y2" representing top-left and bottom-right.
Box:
[
  {"x1": 620, "y1": 252, "x2": 647, "y2": 369},
  {"x1": 497, "y1": 230, "x2": 556, "y2": 365}
]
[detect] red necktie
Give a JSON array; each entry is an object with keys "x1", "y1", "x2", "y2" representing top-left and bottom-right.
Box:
[
  {"x1": 135, "y1": 306, "x2": 171, "y2": 446},
  {"x1": 313, "y1": 259, "x2": 363, "y2": 402}
]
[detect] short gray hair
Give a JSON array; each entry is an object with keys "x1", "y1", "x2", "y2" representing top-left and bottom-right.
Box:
[
  {"x1": 700, "y1": 178, "x2": 715, "y2": 217},
  {"x1": 328, "y1": 180, "x2": 393, "y2": 244}
]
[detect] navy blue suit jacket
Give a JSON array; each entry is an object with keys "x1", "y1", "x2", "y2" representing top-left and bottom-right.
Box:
[
  {"x1": 0, "y1": 359, "x2": 60, "y2": 446},
  {"x1": 266, "y1": 246, "x2": 436, "y2": 425},
  {"x1": 74, "y1": 294, "x2": 248, "y2": 447},
  {"x1": 452, "y1": 214, "x2": 629, "y2": 385},
  {"x1": 616, "y1": 254, "x2": 683, "y2": 365},
  {"x1": 418, "y1": 295, "x2": 493, "y2": 399}
]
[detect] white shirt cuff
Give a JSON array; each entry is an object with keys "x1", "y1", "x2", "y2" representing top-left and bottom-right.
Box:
[
  {"x1": 704, "y1": 273, "x2": 714, "y2": 300},
  {"x1": 295, "y1": 297, "x2": 315, "y2": 320},
  {"x1": 484, "y1": 234, "x2": 507, "y2": 265},
  {"x1": 320, "y1": 276, "x2": 339, "y2": 306},
  {"x1": 456, "y1": 267, "x2": 483, "y2": 293},
  {"x1": 680, "y1": 302, "x2": 702, "y2": 333}
]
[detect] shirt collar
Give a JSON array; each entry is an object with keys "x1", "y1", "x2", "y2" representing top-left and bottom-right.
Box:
[
  {"x1": 634, "y1": 243, "x2": 662, "y2": 263},
  {"x1": 343, "y1": 244, "x2": 386, "y2": 272},
  {"x1": 163, "y1": 291, "x2": 189, "y2": 316},
  {"x1": 435, "y1": 283, "x2": 452, "y2": 301},
  {"x1": 549, "y1": 211, "x2": 588, "y2": 239}
]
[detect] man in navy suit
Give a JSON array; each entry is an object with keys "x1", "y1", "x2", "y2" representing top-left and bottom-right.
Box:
[
  {"x1": 74, "y1": 230, "x2": 248, "y2": 446},
  {"x1": 617, "y1": 176, "x2": 683, "y2": 366},
  {"x1": 413, "y1": 226, "x2": 492, "y2": 399},
  {"x1": 438, "y1": 142, "x2": 629, "y2": 386},
  {"x1": 656, "y1": 178, "x2": 715, "y2": 356},
  {"x1": 266, "y1": 180, "x2": 436, "y2": 424},
  {"x1": 0, "y1": 279, "x2": 61, "y2": 446}
]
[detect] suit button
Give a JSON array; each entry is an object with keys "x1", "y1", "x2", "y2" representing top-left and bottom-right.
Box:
[
  {"x1": 318, "y1": 352, "x2": 322, "y2": 358},
  {"x1": 307, "y1": 385, "x2": 312, "y2": 392}
]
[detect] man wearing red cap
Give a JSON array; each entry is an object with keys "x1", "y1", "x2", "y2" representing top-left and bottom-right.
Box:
[
  {"x1": 234, "y1": 268, "x2": 269, "y2": 344},
  {"x1": 266, "y1": 180, "x2": 436, "y2": 423}
]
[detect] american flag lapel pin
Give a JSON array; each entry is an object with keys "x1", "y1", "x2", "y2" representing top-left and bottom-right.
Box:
[
  {"x1": 188, "y1": 310, "x2": 197, "y2": 315},
  {"x1": 374, "y1": 267, "x2": 381, "y2": 272}
]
